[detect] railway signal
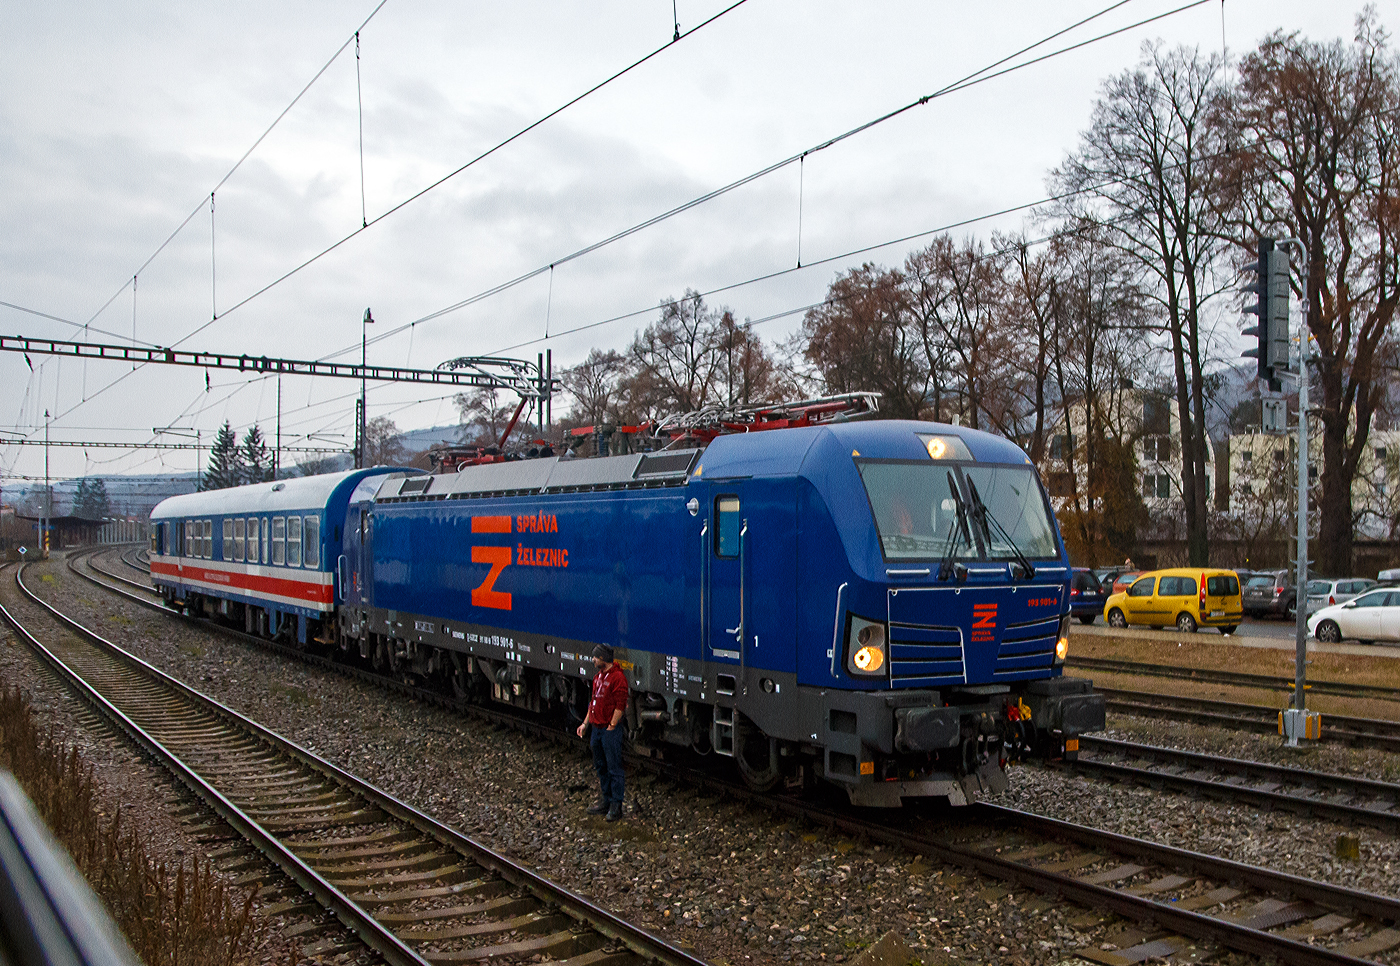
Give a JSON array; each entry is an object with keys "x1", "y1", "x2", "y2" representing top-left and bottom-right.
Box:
[{"x1": 1242, "y1": 237, "x2": 1290, "y2": 392}]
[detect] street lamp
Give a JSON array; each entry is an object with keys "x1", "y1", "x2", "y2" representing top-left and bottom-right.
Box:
[{"x1": 153, "y1": 426, "x2": 201, "y2": 490}]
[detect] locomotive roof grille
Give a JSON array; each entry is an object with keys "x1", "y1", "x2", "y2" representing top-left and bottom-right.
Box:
[{"x1": 373, "y1": 449, "x2": 700, "y2": 504}]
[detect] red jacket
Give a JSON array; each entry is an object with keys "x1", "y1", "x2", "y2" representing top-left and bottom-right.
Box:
[{"x1": 587, "y1": 663, "x2": 629, "y2": 726}]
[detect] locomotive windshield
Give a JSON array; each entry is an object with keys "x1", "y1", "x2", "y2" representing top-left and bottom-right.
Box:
[{"x1": 858, "y1": 461, "x2": 1058, "y2": 562}]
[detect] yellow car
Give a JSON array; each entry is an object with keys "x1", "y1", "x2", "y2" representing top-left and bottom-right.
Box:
[{"x1": 1103, "y1": 568, "x2": 1243, "y2": 634}]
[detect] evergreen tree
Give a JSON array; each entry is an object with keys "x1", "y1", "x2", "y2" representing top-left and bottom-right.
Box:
[
  {"x1": 202, "y1": 422, "x2": 242, "y2": 490},
  {"x1": 239, "y1": 425, "x2": 274, "y2": 484},
  {"x1": 73, "y1": 477, "x2": 111, "y2": 521}
]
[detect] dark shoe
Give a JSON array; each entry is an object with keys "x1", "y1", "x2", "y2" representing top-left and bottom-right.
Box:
[
  {"x1": 586, "y1": 798, "x2": 607, "y2": 815},
  {"x1": 605, "y1": 803, "x2": 623, "y2": 822}
]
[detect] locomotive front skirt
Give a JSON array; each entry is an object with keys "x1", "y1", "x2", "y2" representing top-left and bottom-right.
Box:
[{"x1": 149, "y1": 420, "x2": 1105, "y2": 806}]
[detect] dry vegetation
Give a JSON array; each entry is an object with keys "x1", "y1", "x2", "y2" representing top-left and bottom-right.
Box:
[
  {"x1": 1071, "y1": 633, "x2": 1400, "y2": 720},
  {"x1": 0, "y1": 686, "x2": 257, "y2": 966}
]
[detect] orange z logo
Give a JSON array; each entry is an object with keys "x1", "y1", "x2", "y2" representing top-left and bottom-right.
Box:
[
  {"x1": 972, "y1": 603, "x2": 997, "y2": 629},
  {"x1": 471, "y1": 516, "x2": 513, "y2": 610}
]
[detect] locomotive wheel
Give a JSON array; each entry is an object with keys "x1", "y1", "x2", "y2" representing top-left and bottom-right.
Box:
[
  {"x1": 1315, "y1": 620, "x2": 1341, "y2": 644},
  {"x1": 734, "y1": 714, "x2": 782, "y2": 792},
  {"x1": 372, "y1": 640, "x2": 390, "y2": 673},
  {"x1": 1107, "y1": 608, "x2": 1127, "y2": 629}
]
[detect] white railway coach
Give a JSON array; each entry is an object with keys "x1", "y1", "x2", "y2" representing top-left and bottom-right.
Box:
[{"x1": 149, "y1": 469, "x2": 405, "y2": 646}]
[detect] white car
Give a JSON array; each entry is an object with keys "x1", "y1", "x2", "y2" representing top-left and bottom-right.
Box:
[{"x1": 1307, "y1": 589, "x2": 1400, "y2": 644}]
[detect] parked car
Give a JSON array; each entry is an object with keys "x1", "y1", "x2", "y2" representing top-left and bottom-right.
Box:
[
  {"x1": 1305, "y1": 578, "x2": 1378, "y2": 616},
  {"x1": 1377, "y1": 567, "x2": 1400, "y2": 583},
  {"x1": 1307, "y1": 588, "x2": 1400, "y2": 643},
  {"x1": 1104, "y1": 568, "x2": 1243, "y2": 634},
  {"x1": 1111, "y1": 571, "x2": 1143, "y2": 594},
  {"x1": 1241, "y1": 570, "x2": 1296, "y2": 619},
  {"x1": 1069, "y1": 568, "x2": 1109, "y2": 624},
  {"x1": 1093, "y1": 566, "x2": 1125, "y2": 589}
]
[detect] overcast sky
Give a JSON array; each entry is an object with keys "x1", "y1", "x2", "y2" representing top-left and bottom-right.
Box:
[{"x1": 0, "y1": 0, "x2": 1386, "y2": 482}]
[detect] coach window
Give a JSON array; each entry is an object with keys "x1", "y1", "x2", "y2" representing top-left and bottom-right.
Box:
[
  {"x1": 262, "y1": 518, "x2": 270, "y2": 564},
  {"x1": 184, "y1": 521, "x2": 193, "y2": 557},
  {"x1": 232, "y1": 518, "x2": 245, "y2": 562},
  {"x1": 287, "y1": 516, "x2": 302, "y2": 567},
  {"x1": 714, "y1": 497, "x2": 741, "y2": 558},
  {"x1": 246, "y1": 518, "x2": 258, "y2": 564},
  {"x1": 205, "y1": 520, "x2": 213, "y2": 558},
  {"x1": 272, "y1": 517, "x2": 286, "y2": 565},
  {"x1": 304, "y1": 517, "x2": 320, "y2": 568},
  {"x1": 222, "y1": 519, "x2": 233, "y2": 560}
]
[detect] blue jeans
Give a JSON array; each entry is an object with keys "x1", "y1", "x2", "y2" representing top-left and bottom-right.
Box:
[{"x1": 590, "y1": 725, "x2": 625, "y2": 805}]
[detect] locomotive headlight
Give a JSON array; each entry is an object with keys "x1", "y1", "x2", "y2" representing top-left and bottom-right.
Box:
[
  {"x1": 1054, "y1": 614, "x2": 1070, "y2": 664},
  {"x1": 846, "y1": 617, "x2": 888, "y2": 676},
  {"x1": 853, "y1": 644, "x2": 885, "y2": 672},
  {"x1": 926, "y1": 437, "x2": 947, "y2": 459}
]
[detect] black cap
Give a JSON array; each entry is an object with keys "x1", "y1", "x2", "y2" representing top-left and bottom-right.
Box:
[{"x1": 592, "y1": 644, "x2": 615, "y2": 662}]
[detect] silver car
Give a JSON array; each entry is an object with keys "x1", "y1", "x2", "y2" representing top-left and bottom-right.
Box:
[{"x1": 1305, "y1": 578, "x2": 1377, "y2": 616}]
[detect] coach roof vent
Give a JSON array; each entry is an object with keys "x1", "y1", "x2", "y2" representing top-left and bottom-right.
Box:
[{"x1": 633, "y1": 450, "x2": 699, "y2": 479}]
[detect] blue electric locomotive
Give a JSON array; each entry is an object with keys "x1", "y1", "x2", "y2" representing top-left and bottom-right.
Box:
[{"x1": 336, "y1": 416, "x2": 1104, "y2": 806}]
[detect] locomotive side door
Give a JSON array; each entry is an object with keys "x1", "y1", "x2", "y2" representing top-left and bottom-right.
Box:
[
  {"x1": 353, "y1": 505, "x2": 372, "y2": 607},
  {"x1": 706, "y1": 488, "x2": 745, "y2": 665}
]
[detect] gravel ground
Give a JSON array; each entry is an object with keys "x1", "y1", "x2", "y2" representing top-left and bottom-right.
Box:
[{"x1": 20, "y1": 550, "x2": 1400, "y2": 966}]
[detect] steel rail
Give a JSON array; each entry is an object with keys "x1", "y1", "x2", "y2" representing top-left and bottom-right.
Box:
[
  {"x1": 1068, "y1": 655, "x2": 1400, "y2": 703},
  {"x1": 1099, "y1": 687, "x2": 1400, "y2": 752},
  {"x1": 0, "y1": 563, "x2": 429, "y2": 966},
  {"x1": 69, "y1": 548, "x2": 1400, "y2": 966},
  {"x1": 16, "y1": 553, "x2": 711, "y2": 966},
  {"x1": 1069, "y1": 736, "x2": 1400, "y2": 832}
]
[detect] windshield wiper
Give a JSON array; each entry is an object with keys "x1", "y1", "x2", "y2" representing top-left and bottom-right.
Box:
[
  {"x1": 965, "y1": 477, "x2": 1036, "y2": 579},
  {"x1": 937, "y1": 471, "x2": 970, "y2": 582}
]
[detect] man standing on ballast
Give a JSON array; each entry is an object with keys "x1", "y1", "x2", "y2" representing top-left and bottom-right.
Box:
[{"x1": 577, "y1": 643, "x2": 628, "y2": 821}]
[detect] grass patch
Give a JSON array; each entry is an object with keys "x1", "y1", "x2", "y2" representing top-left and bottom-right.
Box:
[
  {"x1": 179, "y1": 644, "x2": 206, "y2": 659},
  {"x1": 0, "y1": 687, "x2": 256, "y2": 965},
  {"x1": 1070, "y1": 632, "x2": 1400, "y2": 720},
  {"x1": 107, "y1": 614, "x2": 134, "y2": 627},
  {"x1": 1072, "y1": 632, "x2": 1400, "y2": 691},
  {"x1": 39, "y1": 574, "x2": 55, "y2": 584}
]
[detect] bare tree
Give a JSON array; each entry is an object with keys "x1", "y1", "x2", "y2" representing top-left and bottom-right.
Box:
[
  {"x1": 563, "y1": 348, "x2": 628, "y2": 426},
  {"x1": 802, "y1": 264, "x2": 929, "y2": 418},
  {"x1": 1219, "y1": 15, "x2": 1400, "y2": 574},
  {"x1": 621, "y1": 291, "x2": 726, "y2": 421},
  {"x1": 1051, "y1": 42, "x2": 1231, "y2": 566}
]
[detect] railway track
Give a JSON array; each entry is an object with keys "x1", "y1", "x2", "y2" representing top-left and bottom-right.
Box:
[
  {"x1": 0, "y1": 556, "x2": 709, "y2": 966},
  {"x1": 1099, "y1": 687, "x2": 1400, "y2": 754},
  {"x1": 63, "y1": 547, "x2": 1400, "y2": 965},
  {"x1": 1068, "y1": 736, "x2": 1400, "y2": 832},
  {"x1": 1069, "y1": 655, "x2": 1400, "y2": 704}
]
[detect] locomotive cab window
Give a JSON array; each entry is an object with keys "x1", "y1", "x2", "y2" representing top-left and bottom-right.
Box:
[
  {"x1": 287, "y1": 516, "x2": 302, "y2": 567},
  {"x1": 272, "y1": 517, "x2": 286, "y2": 565},
  {"x1": 304, "y1": 516, "x2": 320, "y2": 568},
  {"x1": 714, "y1": 497, "x2": 741, "y2": 558}
]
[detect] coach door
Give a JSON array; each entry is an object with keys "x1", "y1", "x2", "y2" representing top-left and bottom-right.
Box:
[{"x1": 706, "y1": 489, "x2": 745, "y2": 666}]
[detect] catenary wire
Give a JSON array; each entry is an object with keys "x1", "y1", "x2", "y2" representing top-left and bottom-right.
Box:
[
  {"x1": 30, "y1": 1, "x2": 751, "y2": 433},
  {"x1": 326, "y1": 0, "x2": 1203, "y2": 362}
]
